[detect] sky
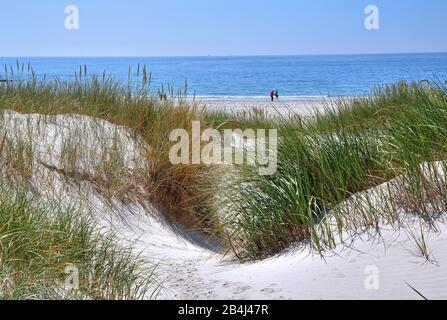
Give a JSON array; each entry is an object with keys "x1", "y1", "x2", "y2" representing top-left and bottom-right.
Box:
[{"x1": 1, "y1": 0, "x2": 446, "y2": 57}]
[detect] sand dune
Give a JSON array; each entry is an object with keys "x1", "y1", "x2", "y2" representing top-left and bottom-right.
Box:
[
  {"x1": 200, "y1": 96, "x2": 337, "y2": 116},
  {"x1": 1, "y1": 110, "x2": 446, "y2": 300}
]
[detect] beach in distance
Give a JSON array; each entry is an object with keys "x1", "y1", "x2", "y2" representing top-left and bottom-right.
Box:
[
  {"x1": 2, "y1": 53, "x2": 447, "y2": 99},
  {"x1": 3, "y1": 53, "x2": 446, "y2": 117}
]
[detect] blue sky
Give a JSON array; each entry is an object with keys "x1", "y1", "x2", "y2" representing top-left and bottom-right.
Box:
[{"x1": 1, "y1": 0, "x2": 446, "y2": 57}]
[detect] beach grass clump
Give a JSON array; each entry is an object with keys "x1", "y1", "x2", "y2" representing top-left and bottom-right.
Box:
[
  {"x1": 0, "y1": 188, "x2": 159, "y2": 300},
  {"x1": 0, "y1": 134, "x2": 34, "y2": 184},
  {"x1": 222, "y1": 80, "x2": 447, "y2": 259},
  {"x1": 0, "y1": 63, "x2": 221, "y2": 237},
  {"x1": 223, "y1": 122, "x2": 388, "y2": 257}
]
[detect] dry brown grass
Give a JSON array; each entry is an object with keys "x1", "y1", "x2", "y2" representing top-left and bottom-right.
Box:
[{"x1": 0, "y1": 70, "x2": 224, "y2": 242}]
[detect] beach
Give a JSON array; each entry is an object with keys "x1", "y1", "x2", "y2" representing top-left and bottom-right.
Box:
[{"x1": 199, "y1": 96, "x2": 337, "y2": 116}]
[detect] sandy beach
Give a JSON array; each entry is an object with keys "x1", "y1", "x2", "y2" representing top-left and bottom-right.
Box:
[{"x1": 198, "y1": 96, "x2": 338, "y2": 116}]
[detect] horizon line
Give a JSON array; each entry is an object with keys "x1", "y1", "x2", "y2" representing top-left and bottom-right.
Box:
[{"x1": 2, "y1": 51, "x2": 447, "y2": 59}]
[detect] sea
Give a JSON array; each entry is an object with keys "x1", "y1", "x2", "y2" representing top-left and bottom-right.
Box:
[{"x1": 1, "y1": 53, "x2": 447, "y2": 98}]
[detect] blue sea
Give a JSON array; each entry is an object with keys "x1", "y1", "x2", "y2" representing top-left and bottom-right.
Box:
[{"x1": 1, "y1": 53, "x2": 447, "y2": 97}]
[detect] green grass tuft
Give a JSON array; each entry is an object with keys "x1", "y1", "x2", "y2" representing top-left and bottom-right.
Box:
[{"x1": 0, "y1": 188, "x2": 159, "y2": 300}]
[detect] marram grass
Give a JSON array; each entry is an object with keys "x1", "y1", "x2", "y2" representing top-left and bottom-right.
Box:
[{"x1": 2, "y1": 62, "x2": 447, "y2": 262}]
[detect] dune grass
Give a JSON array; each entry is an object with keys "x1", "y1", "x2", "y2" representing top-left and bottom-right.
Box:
[
  {"x1": 2, "y1": 62, "x2": 447, "y2": 262},
  {"x1": 0, "y1": 187, "x2": 159, "y2": 300},
  {"x1": 0, "y1": 63, "x2": 221, "y2": 237}
]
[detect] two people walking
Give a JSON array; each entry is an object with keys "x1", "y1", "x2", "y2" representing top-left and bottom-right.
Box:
[{"x1": 269, "y1": 90, "x2": 279, "y2": 102}]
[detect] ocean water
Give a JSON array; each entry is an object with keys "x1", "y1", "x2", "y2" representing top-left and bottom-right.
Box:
[{"x1": 1, "y1": 53, "x2": 447, "y2": 97}]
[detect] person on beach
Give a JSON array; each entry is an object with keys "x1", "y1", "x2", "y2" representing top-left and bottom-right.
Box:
[
  {"x1": 269, "y1": 90, "x2": 275, "y2": 102},
  {"x1": 274, "y1": 90, "x2": 279, "y2": 100}
]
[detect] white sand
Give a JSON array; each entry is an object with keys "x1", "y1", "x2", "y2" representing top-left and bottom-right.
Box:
[
  {"x1": 1, "y1": 110, "x2": 446, "y2": 300},
  {"x1": 198, "y1": 96, "x2": 338, "y2": 116}
]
